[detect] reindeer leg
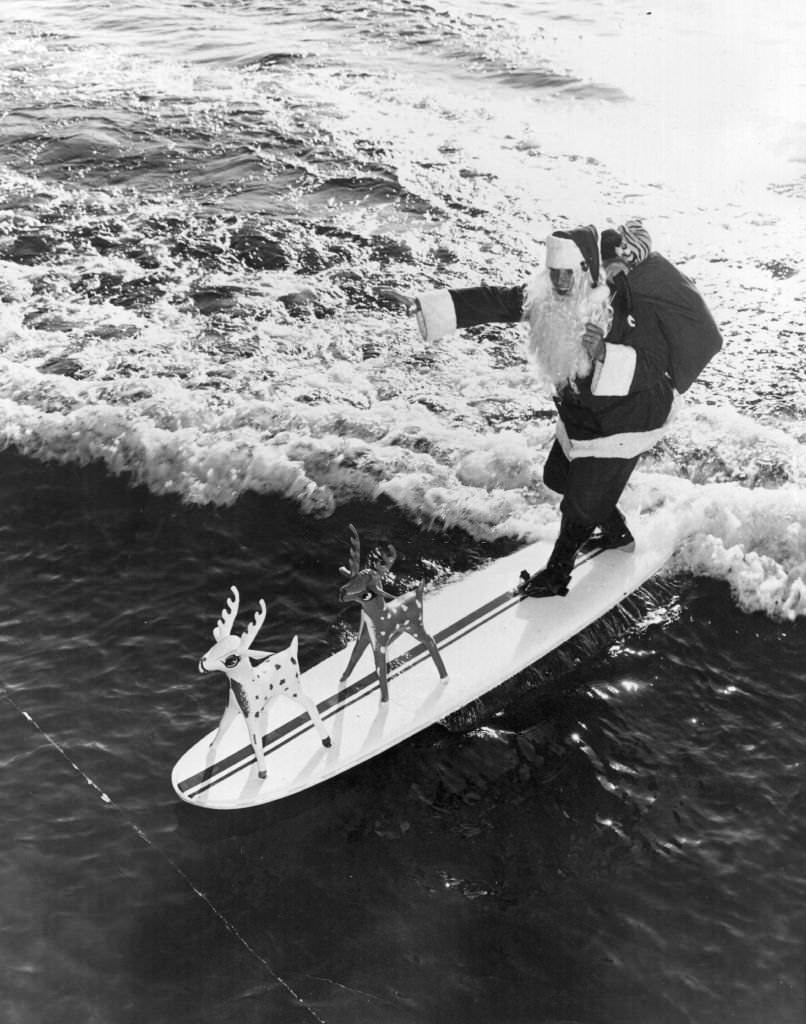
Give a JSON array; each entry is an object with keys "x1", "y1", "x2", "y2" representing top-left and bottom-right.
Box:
[
  {"x1": 410, "y1": 627, "x2": 449, "y2": 681},
  {"x1": 375, "y1": 646, "x2": 390, "y2": 703},
  {"x1": 408, "y1": 584, "x2": 447, "y2": 680},
  {"x1": 249, "y1": 710, "x2": 268, "y2": 779},
  {"x1": 295, "y1": 692, "x2": 332, "y2": 748},
  {"x1": 341, "y1": 624, "x2": 370, "y2": 683},
  {"x1": 427, "y1": 635, "x2": 449, "y2": 681},
  {"x1": 227, "y1": 682, "x2": 269, "y2": 779}
]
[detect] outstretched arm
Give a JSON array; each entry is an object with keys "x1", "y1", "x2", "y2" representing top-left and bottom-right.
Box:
[
  {"x1": 448, "y1": 285, "x2": 526, "y2": 328},
  {"x1": 408, "y1": 284, "x2": 526, "y2": 341}
]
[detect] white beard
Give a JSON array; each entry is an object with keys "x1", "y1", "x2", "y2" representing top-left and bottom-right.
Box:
[{"x1": 523, "y1": 272, "x2": 612, "y2": 392}]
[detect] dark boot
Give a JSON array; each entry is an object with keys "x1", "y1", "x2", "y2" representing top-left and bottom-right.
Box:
[
  {"x1": 598, "y1": 506, "x2": 635, "y2": 551},
  {"x1": 519, "y1": 516, "x2": 594, "y2": 597}
]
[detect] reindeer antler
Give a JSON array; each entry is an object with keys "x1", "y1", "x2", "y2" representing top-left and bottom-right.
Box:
[
  {"x1": 367, "y1": 542, "x2": 397, "y2": 576},
  {"x1": 239, "y1": 598, "x2": 267, "y2": 652},
  {"x1": 347, "y1": 524, "x2": 361, "y2": 574},
  {"x1": 339, "y1": 523, "x2": 362, "y2": 579},
  {"x1": 213, "y1": 586, "x2": 240, "y2": 641}
]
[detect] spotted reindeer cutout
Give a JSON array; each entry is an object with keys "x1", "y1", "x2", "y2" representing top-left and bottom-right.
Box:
[
  {"x1": 199, "y1": 586, "x2": 331, "y2": 779},
  {"x1": 338, "y1": 524, "x2": 448, "y2": 702}
]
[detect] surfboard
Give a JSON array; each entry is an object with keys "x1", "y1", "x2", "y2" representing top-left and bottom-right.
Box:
[{"x1": 172, "y1": 515, "x2": 673, "y2": 810}]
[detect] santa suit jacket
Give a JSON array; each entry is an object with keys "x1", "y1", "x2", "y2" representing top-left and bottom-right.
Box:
[{"x1": 416, "y1": 274, "x2": 679, "y2": 461}]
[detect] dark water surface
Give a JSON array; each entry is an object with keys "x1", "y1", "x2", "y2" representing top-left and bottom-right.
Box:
[{"x1": 1, "y1": 448, "x2": 804, "y2": 1024}]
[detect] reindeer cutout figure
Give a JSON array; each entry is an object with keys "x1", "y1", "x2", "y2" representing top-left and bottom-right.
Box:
[
  {"x1": 199, "y1": 586, "x2": 331, "y2": 780},
  {"x1": 338, "y1": 524, "x2": 448, "y2": 702}
]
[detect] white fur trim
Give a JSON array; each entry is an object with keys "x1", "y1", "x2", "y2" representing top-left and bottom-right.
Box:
[
  {"x1": 415, "y1": 290, "x2": 457, "y2": 341},
  {"x1": 591, "y1": 343, "x2": 637, "y2": 397},
  {"x1": 545, "y1": 235, "x2": 583, "y2": 269},
  {"x1": 555, "y1": 393, "x2": 681, "y2": 460}
]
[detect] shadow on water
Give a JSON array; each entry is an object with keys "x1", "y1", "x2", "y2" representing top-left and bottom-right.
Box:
[{"x1": 148, "y1": 710, "x2": 694, "y2": 1024}]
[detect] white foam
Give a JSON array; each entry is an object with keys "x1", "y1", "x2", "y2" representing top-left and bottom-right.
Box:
[{"x1": 1, "y1": 8, "x2": 805, "y2": 621}]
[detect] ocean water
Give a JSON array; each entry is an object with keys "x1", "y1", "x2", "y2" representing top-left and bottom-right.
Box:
[{"x1": 1, "y1": 1, "x2": 805, "y2": 1022}]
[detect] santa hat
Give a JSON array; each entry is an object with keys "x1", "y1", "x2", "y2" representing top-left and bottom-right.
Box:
[
  {"x1": 616, "y1": 219, "x2": 652, "y2": 267},
  {"x1": 546, "y1": 225, "x2": 600, "y2": 285}
]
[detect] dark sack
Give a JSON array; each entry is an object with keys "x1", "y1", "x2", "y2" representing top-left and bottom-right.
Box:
[{"x1": 629, "y1": 254, "x2": 723, "y2": 393}]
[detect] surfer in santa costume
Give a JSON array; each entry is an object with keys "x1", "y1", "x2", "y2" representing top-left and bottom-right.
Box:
[{"x1": 386, "y1": 221, "x2": 722, "y2": 597}]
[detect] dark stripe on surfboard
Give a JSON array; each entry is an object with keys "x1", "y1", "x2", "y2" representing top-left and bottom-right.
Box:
[{"x1": 179, "y1": 543, "x2": 609, "y2": 798}]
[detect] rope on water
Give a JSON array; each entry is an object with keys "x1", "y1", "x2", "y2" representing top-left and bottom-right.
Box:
[{"x1": 0, "y1": 686, "x2": 329, "y2": 1024}]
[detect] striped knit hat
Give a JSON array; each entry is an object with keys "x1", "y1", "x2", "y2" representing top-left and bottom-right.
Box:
[{"x1": 616, "y1": 219, "x2": 652, "y2": 268}]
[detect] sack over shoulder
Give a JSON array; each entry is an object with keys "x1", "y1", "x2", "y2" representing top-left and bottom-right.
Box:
[{"x1": 629, "y1": 254, "x2": 723, "y2": 393}]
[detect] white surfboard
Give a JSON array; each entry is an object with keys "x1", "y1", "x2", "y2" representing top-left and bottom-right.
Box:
[{"x1": 172, "y1": 516, "x2": 673, "y2": 810}]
